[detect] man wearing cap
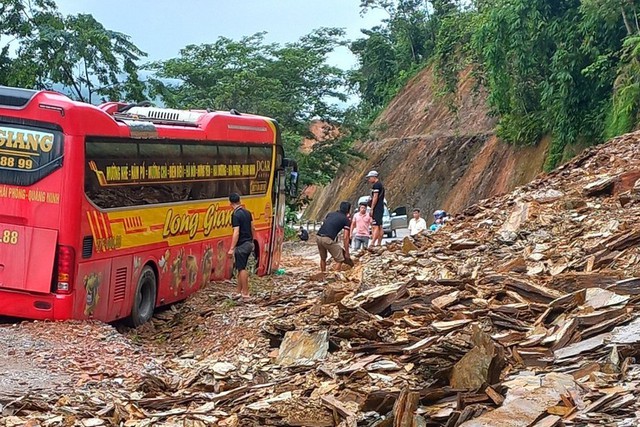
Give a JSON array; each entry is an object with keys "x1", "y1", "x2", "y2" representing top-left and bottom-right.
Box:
[
  {"x1": 366, "y1": 170, "x2": 385, "y2": 246},
  {"x1": 316, "y1": 201, "x2": 352, "y2": 272}
]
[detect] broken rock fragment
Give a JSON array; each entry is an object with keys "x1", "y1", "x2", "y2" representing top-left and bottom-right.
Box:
[
  {"x1": 459, "y1": 373, "x2": 579, "y2": 427},
  {"x1": 276, "y1": 330, "x2": 329, "y2": 366},
  {"x1": 450, "y1": 326, "x2": 503, "y2": 390}
]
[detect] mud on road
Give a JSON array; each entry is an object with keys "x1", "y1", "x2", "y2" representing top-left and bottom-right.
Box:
[
  {"x1": 0, "y1": 241, "x2": 322, "y2": 425},
  {"x1": 0, "y1": 319, "x2": 163, "y2": 396},
  {"x1": 0, "y1": 325, "x2": 71, "y2": 395}
]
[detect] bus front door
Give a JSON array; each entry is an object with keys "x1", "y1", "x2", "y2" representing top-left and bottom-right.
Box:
[{"x1": 268, "y1": 170, "x2": 286, "y2": 274}]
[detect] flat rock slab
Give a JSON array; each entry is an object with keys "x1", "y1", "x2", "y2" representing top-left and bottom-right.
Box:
[
  {"x1": 609, "y1": 317, "x2": 640, "y2": 345},
  {"x1": 276, "y1": 330, "x2": 329, "y2": 366},
  {"x1": 459, "y1": 373, "x2": 578, "y2": 427}
]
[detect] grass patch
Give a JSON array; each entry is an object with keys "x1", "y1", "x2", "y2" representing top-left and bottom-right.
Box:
[{"x1": 220, "y1": 298, "x2": 238, "y2": 311}]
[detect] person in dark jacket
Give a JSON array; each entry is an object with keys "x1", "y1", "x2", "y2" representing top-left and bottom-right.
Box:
[
  {"x1": 227, "y1": 193, "x2": 256, "y2": 300},
  {"x1": 298, "y1": 226, "x2": 309, "y2": 241},
  {"x1": 316, "y1": 201, "x2": 352, "y2": 272},
  {"x1": 366, "y1": 170, "x2": 385, "y2": 246}
]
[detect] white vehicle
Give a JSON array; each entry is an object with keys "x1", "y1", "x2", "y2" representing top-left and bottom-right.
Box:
[{"x1": 356, "y1": 196, "x2": 408, "y2": 238}]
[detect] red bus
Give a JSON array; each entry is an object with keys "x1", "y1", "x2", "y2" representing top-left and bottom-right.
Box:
[{"x1": 0, "y1": 86, "x2": 292, "y2": 325}]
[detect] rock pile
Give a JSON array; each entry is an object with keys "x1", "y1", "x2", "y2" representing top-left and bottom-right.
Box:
[{"x1": 5, "y1": 132, "x2": 640, "y2": 426}]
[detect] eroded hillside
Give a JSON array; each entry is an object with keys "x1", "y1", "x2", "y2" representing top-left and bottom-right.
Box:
[{"x1": 305, "y1": 67, "x2": 549, "y2": 219}]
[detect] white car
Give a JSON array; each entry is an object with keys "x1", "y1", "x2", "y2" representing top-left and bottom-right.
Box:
[{"x1": 356, "y1": 196, "x2": 408, "y2": 238}]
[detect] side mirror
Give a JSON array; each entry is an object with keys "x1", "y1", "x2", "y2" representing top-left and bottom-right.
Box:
[{"x1": 391, "y1": 213, "x2": 397, "y2": 217}]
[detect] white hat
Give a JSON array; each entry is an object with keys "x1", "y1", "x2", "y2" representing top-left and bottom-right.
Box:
[{"x1": 365, "y1": 170, "x2": 379, "y2": 178}]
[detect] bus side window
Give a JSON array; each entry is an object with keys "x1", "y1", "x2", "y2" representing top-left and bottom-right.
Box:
[{"x1": 85, "y1": 140, "x2": 275, "y2": 208}]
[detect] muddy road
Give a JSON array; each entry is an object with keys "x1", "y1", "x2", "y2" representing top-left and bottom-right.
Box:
[{"x1": 0, "y1": 241, "x2": 323, "y2": 426}]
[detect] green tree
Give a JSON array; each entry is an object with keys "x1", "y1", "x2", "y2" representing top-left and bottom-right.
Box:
[
  {"x1": 0, "y1": 0, "x2": 58, "y2": 87},
  {"x1": 582, "y1": 0, "x2": 640, "y2": 138},
  {"x1": 605, "y1": 35, "x2": 640, "y2": 138},
  {"x1": 470, "y1": 0, "x2": 625, "y2": 169},
  {"x1": 349, "y1": 26, "x2": 399, "y2": 114},
  {"x1": 0, "y1": 0, "x2": 147, "y2": 103},
  {"x1": 353, "y1": 0, "x2": 463, "y2": 115},
  {"x1": 149, "y1": 29, "x2": 361, "y2": 187}
]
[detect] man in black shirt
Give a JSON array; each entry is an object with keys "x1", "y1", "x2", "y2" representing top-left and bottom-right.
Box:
[
  {"x1": 316, "y1": 201, "x2": 351, "y2": 272},
  {"x1": 366, "y1": 170, "x2": 385, "y2": 246},
  {"x1": 227, "y1": 193, "x2": 256, "y2": 300}
]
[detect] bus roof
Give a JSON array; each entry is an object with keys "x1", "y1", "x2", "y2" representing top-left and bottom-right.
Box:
[{"x1": 0, "y1": 86, "x2": 279, "y2": 144}]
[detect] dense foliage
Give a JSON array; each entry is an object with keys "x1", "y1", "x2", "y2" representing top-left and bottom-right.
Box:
[
  {"x1": 352, "y1": 0, "x2": 640, "y2": 170},
  {"x1": 5, "y1": 0, "x2": 640, "y2": 182},
  {"x1": 0, "y1": 0, "x2": 146, "y2": 102}
]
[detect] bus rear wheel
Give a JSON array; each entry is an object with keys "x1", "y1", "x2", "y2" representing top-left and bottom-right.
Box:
[{"x1": 129, "y1": 266, "x2": 157, "y2": 327}]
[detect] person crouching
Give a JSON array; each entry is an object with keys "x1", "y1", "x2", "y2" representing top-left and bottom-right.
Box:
[{"x1": 316, "y1": 201, "x2": 352, "y2": 272}]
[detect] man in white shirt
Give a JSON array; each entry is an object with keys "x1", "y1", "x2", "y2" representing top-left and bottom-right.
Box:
[{"x1": 408, "y1": 208, "x2": 427, "y2": 236}]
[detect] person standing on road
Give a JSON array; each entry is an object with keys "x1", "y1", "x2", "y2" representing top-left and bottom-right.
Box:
[
  {"x1": 366, "y1": 170, "x2": 385, "y2": 246},
  {"x1": 351, "y1": 202, "x2": 372, "y2": 250},
  {"x1": 408, "y1": 208, "x2": 427, "y2": 236},
  {"x1": 227, "y1": 193, "x2": 256, "y2": 300},
  {"x1": 316, "y1": 201, "x2": 352, "y2": 272}
]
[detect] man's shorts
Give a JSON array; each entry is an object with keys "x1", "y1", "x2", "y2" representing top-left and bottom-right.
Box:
[
  {"x1": 371, "y1": 209, "x2": 384, "y2": 226},
  {"x1": 317, "y1": 236, "x2": 345, "y2": 262},
  {"x1": 234, "y1": 241, "x2": 255, "y2": 271}
]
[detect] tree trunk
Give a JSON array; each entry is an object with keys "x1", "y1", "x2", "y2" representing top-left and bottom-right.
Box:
[
  {"x1": 410, "y1": 38, "x2": 417, "y2": 63},
  {"x1": 622, "y1": 5, "x2": 634, "y2": 35},
  {"x1": 61, "y1": 66, "x2": 85, "y2": 102},
  {"x1": 624, "y1": 0, "x2": 640, "y2": 33},
  {"x1": 84, "y1": 59, "x2": 92, "y2": 104}
]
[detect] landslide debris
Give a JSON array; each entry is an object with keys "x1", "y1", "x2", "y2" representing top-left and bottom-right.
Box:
[{"x1": 5, "y1": 132, "x2": 640, "y2": 425}]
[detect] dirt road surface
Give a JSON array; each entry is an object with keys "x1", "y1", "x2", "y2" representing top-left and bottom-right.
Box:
[{"x1": 0, "y1": 240, "x2": 330, "y2": 425}]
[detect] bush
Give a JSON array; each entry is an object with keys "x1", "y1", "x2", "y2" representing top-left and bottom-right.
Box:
[{"x1": 284, "y1": 225, "x2": 298, "y2": 241}]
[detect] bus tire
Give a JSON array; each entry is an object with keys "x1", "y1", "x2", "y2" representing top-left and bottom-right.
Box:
[{"x1": 129, "y1": 265, "x2": 157, "y2": 327}]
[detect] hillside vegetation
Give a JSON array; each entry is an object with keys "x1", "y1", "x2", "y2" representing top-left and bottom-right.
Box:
[
  {"x1": 308, "y1": 0, "x2": 640, "y2": 218},
  {"x1": 352, "y1": 1, "x2": 640, "y2": 171}
]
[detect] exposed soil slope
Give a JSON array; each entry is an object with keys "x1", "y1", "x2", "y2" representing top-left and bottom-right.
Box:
[{"x1": 305, "y1": 67, "x2": 549, "y2": 219}]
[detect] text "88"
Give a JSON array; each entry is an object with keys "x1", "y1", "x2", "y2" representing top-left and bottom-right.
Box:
[{"x1": 2, "y1": 231, "x2": 18, "y2": 244}]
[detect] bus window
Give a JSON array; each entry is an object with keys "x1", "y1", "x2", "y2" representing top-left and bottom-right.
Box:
[
  {"x1": 248, "y1": 146, "x2": 272, "y2": 195},
  {"x1": 182, "y1": 144, "x2": 218, "y2": 200},
  {"x1": 89, "y1": 141, "x2": 137, "y2": 158},
  {"x1": 85, "y1": 140, "x2": 190, "y2": 208},
  {"x1": 139, "y1": 142, "x2": 181, "y2": 158},
  {"x1": 217, "y1": 145, "x2": 249, "y2": 196},
  {"x1": 85, "y1": 140, "x2": 273, "y2": 209}
]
